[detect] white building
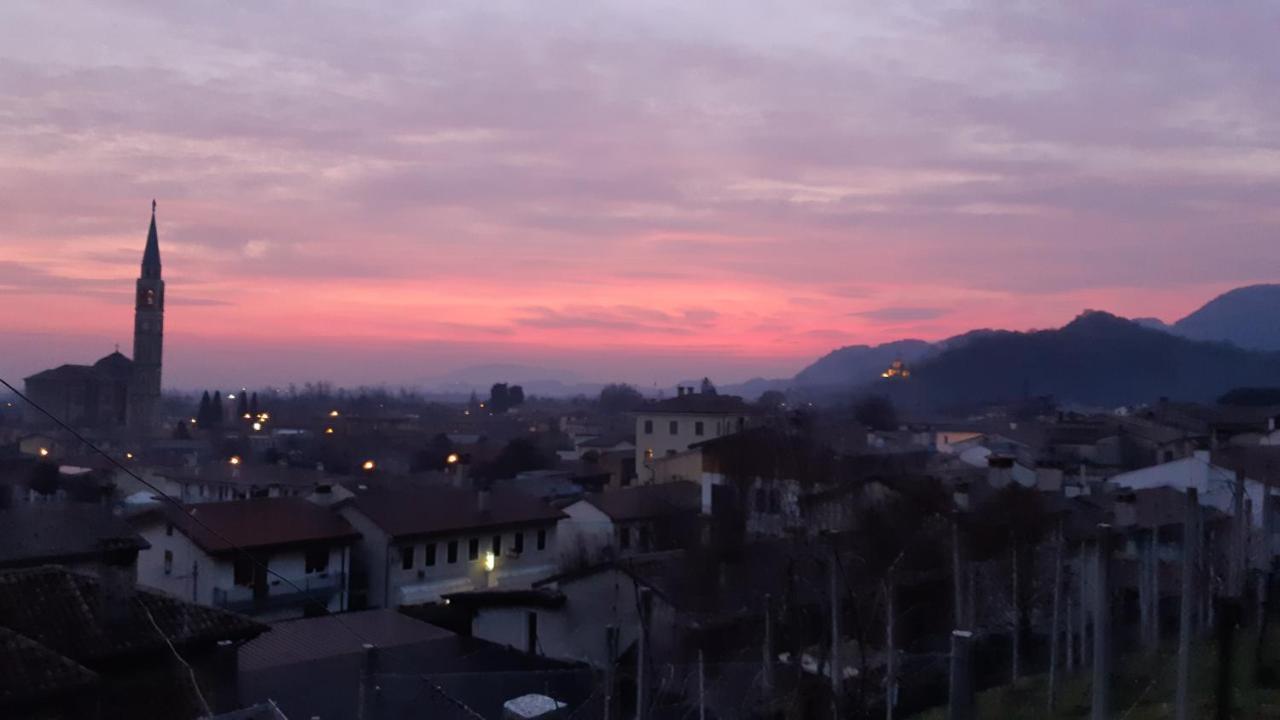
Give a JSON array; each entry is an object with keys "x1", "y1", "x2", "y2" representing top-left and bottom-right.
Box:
[
  {"x1": 634, "y1": 388, "x2": 753, "y2": 483},
  {"x1": 559, "y1": 481, "x2": 700, "y2": 565},
  {"x1": 337, "y1": 486, "x2": 565, "y2": 607},
  {"x1": 1108, "y1": 450, "x2": 1269, "y2": 527},
  {"x1": 132, "y1": 497, "x2": 358, "y2": 621}
]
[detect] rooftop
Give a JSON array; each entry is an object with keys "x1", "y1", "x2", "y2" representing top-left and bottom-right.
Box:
[
  {"x1": 239, "y1": 608, "x2": 454, "y2": 672},
  {"x1": 344, "y1": 486, "x2": 565, "y2": 539},
  {"x1": 148, "y1": 497, "x2": 359, "y2": 555},
  {"x1": 642, "y1": 393, "x2": 752, "y2": 415},
  {"x1": 583, "y1": 481, "x2": 700, "y2": 522}
]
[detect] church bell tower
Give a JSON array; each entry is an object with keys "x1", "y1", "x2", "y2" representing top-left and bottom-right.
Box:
[{"x1": 128, "y1": 201, "x2": 164, "y2": 434}]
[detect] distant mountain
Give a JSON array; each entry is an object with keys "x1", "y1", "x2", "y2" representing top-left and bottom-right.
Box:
[
  {"x1": 1172, "y1": 284, "x2": 1280, "y2": 351},
  {"x1": 886, "y1": 311, "x2": 1280, "y2": 409},
  {"x1": 793, "y1": 339, "x2": 935, "y2": 388}
]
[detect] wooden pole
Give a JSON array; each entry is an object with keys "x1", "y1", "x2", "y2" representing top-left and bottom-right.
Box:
[
  {"x1": 1011, "y1": 538, "x2": 1021, "y2": 684},
  {"x1": 1049, "y1": 521, "x2": 1064, "y2": 711},
  {"x1": 830, "y1": 552, "x2": 841, "y2": 719},
  {"x1": 1091, "y1": 524, "x2": 1112, "y2": 720},
  {"x1": 1175, "y1": 488, "x2": 1198, "y2": 720},
  {"x1": 886, "y1": 578, "x2": 896, "y2": 720},
  {"x1": 947, "y1": 630, "x2": 974, "y2": 720}
]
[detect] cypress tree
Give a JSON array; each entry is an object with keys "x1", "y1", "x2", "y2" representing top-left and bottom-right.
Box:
[{"x1": 197, "y1": 391, "x2": 211, "y2": 426}]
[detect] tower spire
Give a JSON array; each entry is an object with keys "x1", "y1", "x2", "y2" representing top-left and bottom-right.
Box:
[{"x1": 141, "y1": 200, "x2": 161, "y2": 278}]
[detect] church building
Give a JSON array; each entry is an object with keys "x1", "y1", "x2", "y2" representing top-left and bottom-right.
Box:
[{"x1": 24, "y1": 203, "x2": 166, "y2": 435}]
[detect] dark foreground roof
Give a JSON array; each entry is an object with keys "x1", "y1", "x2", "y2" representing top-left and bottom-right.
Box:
[
  {"x1": 0, "y1": 565, "x2": 266, "y2": 664},
  {"x1": 345, "y1": 486, "x2": 565, "y2": 539},
  {"x1": 0, "y1": 625, "x2": 97, "y2": 707},
  {"x1": 240, "y1": 609, "x2": 453, "y2": 672}
]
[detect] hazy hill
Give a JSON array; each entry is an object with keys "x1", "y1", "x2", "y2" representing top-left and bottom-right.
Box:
[
  {"x1": 793, "y1": 339, "x2": 935, "y2": 388},
  {"x1": 1172, "y1": 284, "x2": 1280, "y2": 351},
  {"x1": 889, "y1": 311, "x2": 1280, "y2": 409}
]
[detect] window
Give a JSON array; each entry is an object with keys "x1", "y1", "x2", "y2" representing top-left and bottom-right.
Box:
[
  {"x1": 425, "y1": 542, "x2": 437, "y2": 567},
  {"x1": 669, "y1": 420, "x2": 678, "y2": 435},
  {"x1": 537, "y1": 529, "x2": 547, "y2": 551},
  {"x1": 163, "y1": 550, "x2": 173, "y2": 575},
  {"x1": 643, "y1": 420, "x2": 653, "y2": 434},
  {"x1": 166, "y1": 523, "x2": 174, "y2": 537},
  {"x1": 234, "y1": 556, "x2": 254, "y2": 587},
  {"x1": 448, "y1": 540, "x2": 458, "y2": 564},
  {"x1": 755, "y1": 487, "x2": 767, "y2": 512},
  {"x1": 695, "y1": 421, "x2": 704, "y2": 436},
  {"x1": 619, "y1": 527, "x2": 631, "y2": 550},
  {"x1": 306, "y1": 546, "x2": 329, "y2": 574},
  {"x1": 769, "y1": 489, "x2": 781, "y2": 514},
  {"x1": 514, "y1": 532, "x2": 524, "y2": 554},
  {"x1": 492, "y1": 534, "x2": 502, "y2": 555},
  {"x1": 401, "y1": 545, "x2": 414, "y2": 570},
  {"x1": 469, "y1": 538, "x2": 480, "y2": 561},
  {"x1": 639, "y1": 526, "x2": 651, "y2": 550}
]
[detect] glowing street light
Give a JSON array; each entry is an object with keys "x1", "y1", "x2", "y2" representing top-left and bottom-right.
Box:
[
  {"x1": 447, "y1": 453, "x2": 460, "y2": 465},
  {"x1": 252, "y1": 422, "x2": 263, "y2": 432},
  {"x1": 38, "y1": 448, "x2": 49, "y2": 457},
  {"x1": 324, "y1": 427, "x2": 335, "y2": 435},
  {"x1": 125, "y1": 452, "x2": 134, "y2": 460},
  {"x1": 243, "y1": 413, "x2": 252, "y2": 420},
  {"x1": 329, "y1": 410, "x2": 340, "y2": 417},
  {"x1": 483, "y1": 551, "x2": 496, "y2": 572},
  {"x1": 362, "y1": 460, "x2": 376, "y2": 472},
  {"x1": 228, "y1": 393, "x2": 236, "y2": 400},
  {"x1": 229, "y1": 456, "x2": 241, "y2": 465}
]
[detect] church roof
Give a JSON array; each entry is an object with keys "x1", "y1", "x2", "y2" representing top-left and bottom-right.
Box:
[
  {"x1": 141, "y1": 206, "x2": 161, "y2": 274},
  {"x1": 24, "y1": 364, "x2": 105, "y2": 385},
  {"x1": 92, "y1": 351, "x2": 132, "y2": 378}
]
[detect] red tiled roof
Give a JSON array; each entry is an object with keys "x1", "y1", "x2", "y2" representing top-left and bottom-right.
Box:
[
  {"x1": 160, "y1": 497, "x2": 359, "y2": 555},
  {"x1": 346, "y1": 487, "x2": 565, "y2": 539}
]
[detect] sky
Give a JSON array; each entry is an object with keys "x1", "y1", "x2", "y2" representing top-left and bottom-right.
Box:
[{"x1": 2, "y1": 1, "x2": 1280, "y2": 389}]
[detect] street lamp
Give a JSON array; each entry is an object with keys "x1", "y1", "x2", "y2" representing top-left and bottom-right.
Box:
[
  {"x1": 484, "y1": 551, "x2": 496, "y2": 572},
  {"x1": 362, "y1": 460, "x2": 376, "y2": 472}
]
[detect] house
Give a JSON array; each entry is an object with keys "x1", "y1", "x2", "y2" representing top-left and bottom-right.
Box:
[
  {"x1": 634, "y1": 388, "x2": 753, "y2": 483},
  {"x1": 139, "y1": 463, "x2": 335, "y2": 504},
  {"x1": 0, "y1": 565, "x2": 266, "y2": 720},
  {"x1": 132, "y1": 497, "x2": 359, "y2": 621},
  {"x1": 1108, "y1": 449, "x2": 1270, "y2": 528},
  {"x1": 559, "y1": 481, "x2": 701, "y2": 564},
  {"x1": 337, "y1": 486, "x2": 565, "y2": 607},
  {"x1": 0, "y1": 505, "x2": 149, "y2": 575},
  {"x1": 235, "y1": 608, "x2": 593, "y2": 720}
]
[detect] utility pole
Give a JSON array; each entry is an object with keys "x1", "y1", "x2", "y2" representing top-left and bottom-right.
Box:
[
  {"x1": 698, "y1": 648, "x2": 706, "y2": 720},
  {"x1": 762, "y1": 593, "x2": 775, "y2": 698},
  {"x1": 830, "y1": 552, "x2": 841, "y2": 719},
  {"x1": 947, "y1": 630, "x2": 974, "y2": 720},
  {"x1": 1048, "y1": 520, "x2": 1064, "y2": 711},
  {"x1": 886, "y1": 577, "x2": 896, "y2": 720},
  {"x1": 1176, "y1": 488, "x2": 1198, "y2": 720},
  {"x1": 637, "y1": 588, "x2": 650, "y2": 720},
  {"x1": 1091, "y1": 524, "x2": 1112, "y2": 720},
  {"x1": 1011, "y1": 536, "x2": 1021, "y2": 684}
]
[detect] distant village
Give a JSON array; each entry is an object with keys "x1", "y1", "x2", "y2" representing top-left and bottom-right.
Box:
[{"x1": 5, "y1": 212, "x2": 1280, "y2": 719}]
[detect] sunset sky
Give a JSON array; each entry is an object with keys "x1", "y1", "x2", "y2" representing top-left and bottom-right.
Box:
[{"x1": 3, "y1": 2, "x2": 1279, "y2": 389}]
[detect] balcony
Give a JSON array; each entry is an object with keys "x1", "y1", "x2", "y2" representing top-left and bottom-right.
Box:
[{"x1": 212, "y1": 571, "x2": 345, "y2": 615}]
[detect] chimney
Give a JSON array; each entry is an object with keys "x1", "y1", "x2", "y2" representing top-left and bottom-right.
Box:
[
  {"x1": 96, "y1": 541, "x2": 138, "y2": 626},
  {"x1": 1113, "y1": 491, "x2": 1138, "y2": 527},
  {"x1": 987, "y1": 455, "x2": 1014, "y2": 489}
]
